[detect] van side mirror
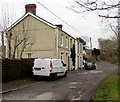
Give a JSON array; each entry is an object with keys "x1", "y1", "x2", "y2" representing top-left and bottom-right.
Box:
[
  {"x1": 61, "y1": 61, "x2": 66, "y2": 67},
  {"x1": 63, "y1": 64, "x2": 66, "y2": 67}
]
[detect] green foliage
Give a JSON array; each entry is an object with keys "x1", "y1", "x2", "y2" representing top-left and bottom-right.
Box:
[
  {"x1": 3, "y1": 78, "x2": 33, "y2": 86},
  {"x1": 71, "y1": 44, "x2": 76, "y2": 66},
  {"x1": 92, "y1": 48, "x2": 100, "y2": 56},
  {"x1": 94, "y1": 69, "x2": 118, "y2": 100}
]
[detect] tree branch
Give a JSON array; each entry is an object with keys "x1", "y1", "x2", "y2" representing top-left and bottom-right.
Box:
[
  {"x1": 99, "y1": 15, "x2": 120, "y2": 18},
  {"x1": 108, "y1": 22, "x2": 118, "y2": 39},
  {"x1": 72, "y1": 0, "x2": 120, "y2": 18},
  {"x1": 15, "y1": 38, "x2": 26, "y2": 48},
  {"x1": 74, "y1": 0, "x2": 120, "y2": 11}
]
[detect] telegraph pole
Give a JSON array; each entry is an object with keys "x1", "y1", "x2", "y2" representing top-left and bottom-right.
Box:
[
  {"x1": 90, "y1": 37, "x2": 92, "y2": 50},
  {"x1": 90, "y1": 37, "x2": 95, "y2": 63}
]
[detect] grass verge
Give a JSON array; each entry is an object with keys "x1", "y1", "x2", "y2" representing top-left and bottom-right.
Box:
[
  {"x1": 93, "y1": 68, "x2": 118, "y2": 100},
  {"x1": 2, "y1": 77, "x2": 33, "y2": 87}
]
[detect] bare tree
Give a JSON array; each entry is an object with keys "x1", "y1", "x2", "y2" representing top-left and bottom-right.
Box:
[
  {"x1": 70, "y1": 0, "x2": 119, "y2": 18},
  {"x1": 0, "y1": 5, "x2": 11, "y2": 58},
  {"x1": 100, "y1": 19, "x2": 118, "y2": 39},
  {"x1": 19, "y1": 20, "x2": 34, "y2": 58},
  {"x1": 12, "y1": 36, "x2": 26, "y2": 59},
  {"x1": 0, "y1": 4, "x2": 34, "y2": 59},
  {"x1": 107, "y1": 20, "x2": 118, "y2": 39},
  {"x1": 0, "y1": 31, "x2": 5, "y2": 58},
  {"x1": 98, "y1": 37, "x2": 117, "y2": 63},
  {"x1": 69, "y1": 0, "x2": 120, "y2": 64},
  {"x1": 7, "y1": 18, "x2": 35, "y2": 59}
]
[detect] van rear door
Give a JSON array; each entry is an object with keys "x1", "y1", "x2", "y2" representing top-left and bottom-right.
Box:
[{"x1": 33, "y1": 59, "x2": 50, "y2": 76}]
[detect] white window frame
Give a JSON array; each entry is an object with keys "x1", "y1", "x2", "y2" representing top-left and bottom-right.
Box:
[
  {"x1": 27, "y1": 53, "x2": 31, "y2": 58},
  {"x1": 78, "y1": 42, "x2": 79, "y2": 53},
  {"x1": 61, "y1": 34, "x2": 63, "y2": 46},
  {"x1": 70, "y1": 38, "x2": 72, "y2": 49},
  {"x1": 80, "y1": 43, "x2": 82, "y2": 53},
  {"x1": 79, "y1": 43, "x2": 81, "y2": 53},
  {"x1": 66, "y1": 36, "x2": 68, "y2": 48}
]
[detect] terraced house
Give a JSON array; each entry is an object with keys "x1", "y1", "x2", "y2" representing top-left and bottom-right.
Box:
[{"x1": 6, "y1": 4, "x2": 83, "y2": 70}]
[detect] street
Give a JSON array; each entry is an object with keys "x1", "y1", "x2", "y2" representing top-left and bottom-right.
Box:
[{"x1": 2, "y1": 61, "x2": 117, "y2": 101}]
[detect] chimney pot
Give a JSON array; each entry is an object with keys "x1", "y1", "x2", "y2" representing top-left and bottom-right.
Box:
[
  {"x1": 55, "y1": 24, "x2": 62, "y2": 29},
  {"x1": 25, "y1": 4, "x2": 36, "y2": 15}
]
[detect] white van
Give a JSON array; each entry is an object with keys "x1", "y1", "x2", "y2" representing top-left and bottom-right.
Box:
[{"x1": 32, "y1": 58, "x2": 67, "y2": 78}]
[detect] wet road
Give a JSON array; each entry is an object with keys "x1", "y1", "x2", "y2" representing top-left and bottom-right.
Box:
[{"x1": 2, "y1": 61, "x2": 117, "y2": 101}]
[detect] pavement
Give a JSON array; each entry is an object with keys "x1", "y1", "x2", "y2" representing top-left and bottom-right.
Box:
[{"x1": 2, "y1": 80, "x2": 40, "y2": 94}]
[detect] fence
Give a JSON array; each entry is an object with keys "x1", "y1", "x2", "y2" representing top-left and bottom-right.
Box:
[{"x1": 2, "y1": 59, "x2": 34, "y2": 82}]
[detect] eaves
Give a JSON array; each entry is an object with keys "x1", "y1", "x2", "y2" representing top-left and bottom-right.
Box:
[{"x1": 6, "y1": 12, "x2": 56, "y2": 32}]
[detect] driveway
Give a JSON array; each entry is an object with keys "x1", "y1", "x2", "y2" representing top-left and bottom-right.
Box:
[{"x1": 2, "y1": 61, "x2": 117, "y2": 101}]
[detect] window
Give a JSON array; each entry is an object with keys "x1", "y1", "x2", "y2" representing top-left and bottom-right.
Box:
[
  {"x1": 80, "y1": 43, "x2": 82, "y2": 53},
  {"x1": 61, "y1": 52, "x2": 64, "y2": 61},
  {"x1": 79, "y1": 43, "x2": 81, "y2": 53},
  {"x1": 70, "y1": 39, "x2": 72, "y2": 48},
  {"x1": 66, "y1": 53, "x2": 68, "y2": 66},
  {"x1": 78, "y1": 42, "x2": 79, "y2": 53},
  {"x1": 27, "y1": 53, "x2": 31, "y2": 58},
  {"x1": 61, "y1": 34, "x2": 63, "y2": 46},
  {"x1": 66, "y1": 36, "x2": 68, "y2": 48}
]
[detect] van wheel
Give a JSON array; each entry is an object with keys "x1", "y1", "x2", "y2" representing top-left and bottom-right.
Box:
[
  {"x1": 33, "y1": 76, "x2": 37, "y2": 80},
  {"x1": 94, "y1": 66, "x2": 96, "y2": 69},
  {"x1": 54, "y1": 73, "x2": 57, "y2": 79},
  {"x1": 64, "y1": 71, "x2": 67, "y2": 77},
  {"x1": 51, "y1": 73, "x2": 57, "y2": 80}
]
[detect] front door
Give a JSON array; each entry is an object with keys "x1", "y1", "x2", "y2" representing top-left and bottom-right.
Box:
[{"x1": 68, "y1": 56, "x2": 70, "y2": 71}]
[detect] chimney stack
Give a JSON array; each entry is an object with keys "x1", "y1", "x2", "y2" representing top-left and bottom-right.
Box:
[
  {"x1": 25, "y1": 4, "x2": 36, "y2": 15},
  {"x1": 55, "y1": 24, "x2": 62, "y2": 29}
]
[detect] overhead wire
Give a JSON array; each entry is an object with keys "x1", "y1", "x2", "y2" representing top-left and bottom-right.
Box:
[{"x1": 35, "y1": 0, "x2": 84, "y2": 35}]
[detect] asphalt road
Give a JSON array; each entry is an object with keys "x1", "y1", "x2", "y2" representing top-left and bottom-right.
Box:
[{"x1": 2, "y1": 61, "x2": 117, "y2": 101}]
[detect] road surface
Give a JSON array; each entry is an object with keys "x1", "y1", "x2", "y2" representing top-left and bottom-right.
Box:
[{"x1": 2, "y1": 61, "x2": 117, "y2": 101}]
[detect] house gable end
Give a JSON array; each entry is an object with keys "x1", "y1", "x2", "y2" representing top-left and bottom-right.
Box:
[{"x1": 7, "y1": 13, "x2": 56, "y2": 32}]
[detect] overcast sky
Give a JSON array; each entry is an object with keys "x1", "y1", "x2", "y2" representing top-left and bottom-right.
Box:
[{"x1": 0, "y1": 0, "x2": 117, "y2": 48}]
